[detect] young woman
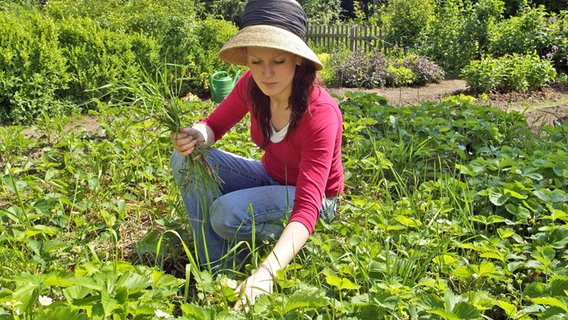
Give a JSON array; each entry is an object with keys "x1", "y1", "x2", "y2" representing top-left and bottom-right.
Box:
[{"x1": 170, "y1": 0, "x2": 344, "y2": 308}]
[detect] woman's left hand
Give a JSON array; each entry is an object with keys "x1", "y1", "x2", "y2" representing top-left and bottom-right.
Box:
[{"x1": 234, "y1": 268, "x2": 273, "y2": 311}]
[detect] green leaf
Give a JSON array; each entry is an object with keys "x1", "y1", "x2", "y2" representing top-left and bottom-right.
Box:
[
  {"x1": 33, "y1": 199, "x2": 51, "y2": 215},
  {"x1": 351, "y1": 293, "x2": 370, "y2": 305},
  {"x1": 470, "y1": 214, "x2": 506, "y2": 225},
  {"x1": 432, "y1": 254, "x2": 458, "y2": 265},
  {"x1": 283, "y1": 286, "x2": 329, "y2": 313},
  {"x1": 180, "y1": 303, "x2": 214, "y2": 320},
  {"x1": 152, "y1": 269, "x2": 185, "y2": 290},
  {"x1": 524, "y1": 172, "x2": 544, "y2": 180},
  {"x1": 325, "y1": 273, "x2": 360, "y2": 290},
  {"x1": 476, "y1": 261, "x2": 505, "y2": 280},
  {"x1": 451, "y1": 266, "x2": 472, "y2": 280},
  {"x1": 505, "y1": 204, "x2": 530, "y2": 220},
  {"x1": 430, "y1": 309, "x2": 461, "y2": 320},
  {"x1": 11, "y1": 282, "x2": 40, "y2": 315},
  {"x1": 504, "y1": 188, "x2": 528, "y2": 199},
  {"x1": 550, "y1": 275, "x2": 568, "y2": 297},
  {"x1": 394, "y1": 215, "x2": 422, "y2": 228},
  {"x1": 63, "y1": 285, "x2": 92, "y2": 302},
  {"x1": 35, "y1": 306, "x2": 89, "y2": 320},
  {"x1": 453, "y1": 301, "x2": 482, "y2": 319},
  {"x1": 497, "y1": 227, "x2": 515, "y2": 239},
  {"x1": 531, "y1": 246, "x2": 556, "y2": 265},
  {"x1": 507, "y1": 261, "x2": 525, "y2": 273},
  {"x1": 116, "y1": 271, "x2": 152, "y2": 294},
  {"x1": 551, "y1": 209, "x2": 567, "y2": 222},
  {"x1": 101, "y1": 284, "x2": 121, "y2": 317},
  {"x1": 524, "y1": 282, "x2": 549, "y2": 298},
  {"x1": 479, "y1": 251, "x2": 505, "y2": 261},
  {"x1": 553, "y1": 162, "x2": 568, "y2": 178},
  {"x1": 531, "y1": 297, "x2": 568, "y2": 312},
  {"x1": 534, "y1": 189, "x2": 568, "y2": 203},
  {"x1": 496, "y1": 300, "x2": 518, "y2": 318},
  {"x1": 488, "y1": 188, "x2": 510, "y2": 206},
  {"x1": 44, "y1": 273, "x2": 80, "y2": 287}
]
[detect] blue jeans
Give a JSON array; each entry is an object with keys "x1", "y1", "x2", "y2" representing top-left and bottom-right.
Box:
[{"x1": 170, "y1": 148, "x2": 337, "y2": 272}]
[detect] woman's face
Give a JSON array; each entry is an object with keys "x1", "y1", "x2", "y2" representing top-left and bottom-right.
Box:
[{"x1": 246, "y1": 47, "x2": 302, "y2": 100}]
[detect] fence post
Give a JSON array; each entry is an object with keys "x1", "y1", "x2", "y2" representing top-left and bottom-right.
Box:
[{"x1": 349, "y1": 25, "x2": 357, "y2": 52}]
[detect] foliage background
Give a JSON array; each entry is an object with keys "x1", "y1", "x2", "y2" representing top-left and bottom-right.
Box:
[
  {"x1": 1, "y1": 0, "x2": 568, "y2": 319},
  {"x1": 1, "y1": 0, "x2": 568, "y2": 124}
]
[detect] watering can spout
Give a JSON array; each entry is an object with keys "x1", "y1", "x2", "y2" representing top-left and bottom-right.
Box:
[
  {"x1": 232, "y1": 70, "x2": 242, "y2": 87},
  {"x1": 210, "y1": 70, "x2": 241, "y2": 103}
]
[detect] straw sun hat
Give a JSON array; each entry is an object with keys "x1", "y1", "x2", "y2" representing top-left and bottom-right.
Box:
[{"x1": 217, "y1": 0, "x2": 323, "y2": 71}]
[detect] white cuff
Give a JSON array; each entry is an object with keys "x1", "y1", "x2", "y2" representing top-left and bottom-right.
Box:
[{"x1": 193, "y1": 123, "x2": 214, "y2": 147}]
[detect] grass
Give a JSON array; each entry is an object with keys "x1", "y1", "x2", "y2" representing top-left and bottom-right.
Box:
[
  {"x1": 109, "y1": 64, "x2": 222, "y2": 218},
  {"x1": 0, "y1": 88, "x2": 567, "y2": 319}
]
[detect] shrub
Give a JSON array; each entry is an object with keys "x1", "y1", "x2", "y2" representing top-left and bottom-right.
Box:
[
  {"x1": 419, "y1": 1, "x2": 480, "y2": 76},
  {"x1": 57, "y1": 16, "x2": 161, "y2": 107},
  {"x1": 557, "y1": 72, "x2": 568, "y2": 85},
  {"x1": 0, "y1": 7, "x2": 73, "y2": 124},
  {"x1": 403, "y1": 55, "x2": 445, "y2": 85},
  {"x1": 189, "y1": 17, "x2": 240, "y2": 97},
  {"x1": 78, "y1": 0, "x2": 236, "y2": 95},
  {"x1": 386, "y1": 65, "x2": 416, "y2": 87},
  {"x1": 317, "y1": 53, "x2": 339, "y2": 86},
  {"x1": 120, "y1": 6, "x2": 199, "y2": 72},
  {"x1": 549, "y1": 11, "x2": 568, "y2": 73},
  {"x1": 517, "y1": 52, "x2": 557, "y2": 90},
  {"x1": 461, "y1": 52, "x2": 557, "y2": 93},
  {"x1": 420, "y1": 0, "x2": 504, "y2": 76},
  {"x1": 302, "y1": 0, "x2": 343, "y2": 24},
  {"x1": 487, "y1": 6, "x2": 568, "y2": 74},
  {"x1": 467, "y1": 0, "x2": 505, "y2": 52},
  {"x1": 380, "y1": 0, "x2": 435, "y2": 50},
  {"x1": 488, "y1": 6, "x2": 553, "y2": 57},
  {"x1": 334, "y1": 50, "x2": 388, "y2": 88},
  {"x1": 48, "y1": 0, "x2": 204, "y2": 90},
  {"x1": 460, "y1": 56, "x2": 503, "y2": 93},
  {"x1": 195, "y1": 0, "x2": 246, "y2": 24},
  {"x1": 1, "y1": 0, "x2": 236, "y2": 124},
  {"x1": 331, "y1": 51, "x2": 445, "y2": 89},
  {"x1": 532, "y1": 0, "x2": 568, "y2": 13}
]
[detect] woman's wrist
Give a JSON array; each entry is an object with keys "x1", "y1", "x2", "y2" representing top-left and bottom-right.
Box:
[{"x1": 257, "y1": 263, "x2": 275, "y2": 279}]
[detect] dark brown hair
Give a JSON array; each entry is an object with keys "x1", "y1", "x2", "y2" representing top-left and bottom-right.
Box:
[{"x1": 248, "y1": 60, "x2": 318, "y2": 147}]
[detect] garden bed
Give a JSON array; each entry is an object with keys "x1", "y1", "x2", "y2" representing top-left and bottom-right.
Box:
[{"x1": 328, "y1": 79, "x2": 568, "y2": 128}]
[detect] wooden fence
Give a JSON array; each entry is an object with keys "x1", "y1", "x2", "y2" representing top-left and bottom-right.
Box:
[{"x1": 306, "y1": 24, "x2": 384, "y2": 52}]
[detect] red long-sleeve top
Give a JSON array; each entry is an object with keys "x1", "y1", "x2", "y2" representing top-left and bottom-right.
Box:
[{"x1": 202, "y1": 71, "x2": 344, "y2": 233}]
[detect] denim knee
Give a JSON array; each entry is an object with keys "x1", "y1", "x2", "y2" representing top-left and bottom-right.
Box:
[{"x1": 209, "y1": 199, "x2": 236, "y2": 240}]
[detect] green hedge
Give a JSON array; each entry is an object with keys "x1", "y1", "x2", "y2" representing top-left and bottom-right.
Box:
[
  {"x1": 0, "y1": 7, "x2": 72, "y2": 124},
  {"x1": 57, "y1": 16, "x2": 161, "y2": 108},
  {"x1": 0, "y1": 1, "x2": 238, "y2": 124},
  {"x1": 461, "y1": 52, "x2": 557, "y2": 93}
]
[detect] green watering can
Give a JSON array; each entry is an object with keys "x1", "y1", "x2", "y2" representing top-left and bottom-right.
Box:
[{"x1": 210, "y1": 70, "x2": 241, "y2": 103}]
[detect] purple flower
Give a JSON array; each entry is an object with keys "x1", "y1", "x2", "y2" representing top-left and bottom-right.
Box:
[
  {"x1": 546, "y1": 53, "x2": 552, "y2": 59},
  {"x1": 552, "y1": 45, "x2": 558, "y2": 52}
]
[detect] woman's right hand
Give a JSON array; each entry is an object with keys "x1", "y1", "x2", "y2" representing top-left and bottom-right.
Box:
[{"x1": 170, "y1": 127, "x2": 204, "y2": 157}]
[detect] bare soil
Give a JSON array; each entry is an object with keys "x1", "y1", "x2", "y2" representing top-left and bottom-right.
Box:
[{"x1": 327, "y1": 79, "x2": 568, "y2": 128}]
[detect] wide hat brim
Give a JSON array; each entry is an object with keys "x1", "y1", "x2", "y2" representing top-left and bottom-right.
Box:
[{"x1": 218, "y1": 25, "x2": 323, "y2": 71}]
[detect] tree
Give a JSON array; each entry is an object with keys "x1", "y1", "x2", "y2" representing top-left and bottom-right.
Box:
[
  {"x1": 531, "y1": 0, "x2": 568, "y2": 13},
  {"x1": 300, "y1": 0, "x2": 343, "y2": 24},
  {"x1": 194, "y1": 0, "x2": 343, "y2": 26}
]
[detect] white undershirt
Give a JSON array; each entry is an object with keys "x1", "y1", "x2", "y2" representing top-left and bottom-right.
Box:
[{"x1": 270, "y1": 122, "x2": 290, "y2": 143}]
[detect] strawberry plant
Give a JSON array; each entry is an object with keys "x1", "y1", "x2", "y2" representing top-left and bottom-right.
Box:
[{"x1": 1, "y1": 89, "x2": 567, "y2": 318}]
